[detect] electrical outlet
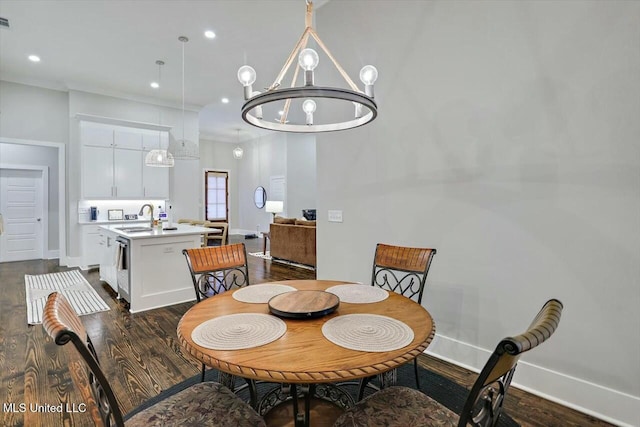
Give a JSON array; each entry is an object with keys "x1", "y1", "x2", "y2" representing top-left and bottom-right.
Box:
[{"x1": 328, "y1": 210, "x2": 343, "y2": 223}]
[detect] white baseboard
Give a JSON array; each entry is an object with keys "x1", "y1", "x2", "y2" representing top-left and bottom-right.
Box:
[
  {"x1": 231, "y1": 229, "x2": 263, "y2": 237},
  {"x1": 46, "y1": 250, "x2": 59, "y2": 259},
  {"x1": 64, "y1": 256, "x2": 83, "y2": 269},
  {"x1": 426, "y1": 334, "x2": 639, "y2": 427}
]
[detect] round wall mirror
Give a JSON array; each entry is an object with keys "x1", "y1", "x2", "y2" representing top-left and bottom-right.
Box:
[{"x1": 254, "y1": 186, "x2": 266, "y2": 209}]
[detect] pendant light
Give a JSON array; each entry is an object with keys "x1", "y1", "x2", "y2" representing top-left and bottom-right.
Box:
[
  {"x1": 168, "y1": 36, "x2": 200, "y2": 159},
  {"x1": 145, "y1": 60, "x2": 175, "y2": 167},
  {"x1": 233, "y1": 129, "x2": 244, "y2": 159}
]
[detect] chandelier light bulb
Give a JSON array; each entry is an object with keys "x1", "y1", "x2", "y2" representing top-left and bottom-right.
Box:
[
  {"x1": 303, "y1": 99, "x2": 316, "y2": 125},
  {"x1": 298, "y1": 49, "x2": 319, "y2": 71},
  {"x1": 237, "y1": 65, "x2": 257, "y2": 86},
  {"x1": 157, "y1": 152, "x2": 163, "y2": 161},
  {"x1": 302, "y1": 99, "x2": 317, "y2": 113},
  {"x1": 360, "y1": 65, "x2": 378, "y2": 98},
  {"x1": 238, "y1": 65, "x2": 257, "y2": 99},
  {"x1": 359, "y1": 65, "x2": 378, "y2": 85}
]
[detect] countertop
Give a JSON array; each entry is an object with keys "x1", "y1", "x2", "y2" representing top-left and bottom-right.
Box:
[
  {"x1": 99, "y1": 223, "x2": 212, "y2": 240},
  {"x1": 79, "y1": 219, "x2": 150, "y2": 225}
]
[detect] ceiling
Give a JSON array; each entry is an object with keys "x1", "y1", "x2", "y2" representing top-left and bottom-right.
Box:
[{"x1": 0, "y1": 0, "x2": 330, "y2": 142}]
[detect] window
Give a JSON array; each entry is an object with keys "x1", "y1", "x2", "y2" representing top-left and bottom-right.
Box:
[{"x1": 205, "y1": 171, "x2": 228, "y2": 221}]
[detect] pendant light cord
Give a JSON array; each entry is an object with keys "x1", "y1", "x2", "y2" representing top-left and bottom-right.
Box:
[
  {"x1": 180, "y1": 36, "x2": 188, "y2": 143},
  {"x1": 156, "y1": 60, "x2": 164, "y2": 149}
]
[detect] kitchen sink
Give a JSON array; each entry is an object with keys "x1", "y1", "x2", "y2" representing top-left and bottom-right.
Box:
[{"x1": 115, "y1": 226, "x2": 153, "y2": 233}]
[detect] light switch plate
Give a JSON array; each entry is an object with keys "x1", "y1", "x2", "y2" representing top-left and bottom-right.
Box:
[{"x1": 328, "y1": 210, "x2": 343, "y2": 223}]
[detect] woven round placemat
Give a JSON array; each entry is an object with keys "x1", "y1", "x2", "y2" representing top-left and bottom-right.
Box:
[
  {"x1": 325, "y1": 284, "x2": 389, "y2": 303},
  {"x1": 232, "y1": 284, "x2": 297, "y2": 303},
  {"x1": 191, "y1": 313, "x2": 287, "y2": 350},
  {"x1": 322, "y1": 314, "x2": 414, "y2": 352}
]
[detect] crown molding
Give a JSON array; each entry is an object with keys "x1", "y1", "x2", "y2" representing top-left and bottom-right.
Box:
[{"x1": 1, "y1": 75, "x2": 201, "y2": 113}]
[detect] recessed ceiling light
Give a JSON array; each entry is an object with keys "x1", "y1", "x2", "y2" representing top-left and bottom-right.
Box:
[
  {"x1": 28, "y1": 55, "x2": 40, "y2": 62},
  {"x1": 278, "y1": 110, "x2": 284, "y2": 116},
  {"x1": 150, "y1": 82, "x2": 159, "y2": 89},
  {"x1": 204, "y1": 30, "x2": 216, "y2": 39},
  {"x1": 221, "y1": 97, "x2": 229, "y2": 104}
]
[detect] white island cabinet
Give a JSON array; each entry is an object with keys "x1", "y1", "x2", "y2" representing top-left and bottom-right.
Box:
[{"x1": 99, "y1": 224, "x2": 210, "y2": 313}]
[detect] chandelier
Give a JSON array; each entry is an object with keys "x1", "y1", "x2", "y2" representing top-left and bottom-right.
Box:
[
  {"x1": 145, "y1": 60, "x2": 175, "y2": 167},
  {"x1": 168, "y1": 36, "x2": 200, "y2": 159},
  {"x1": 237, "y1": 0, "x2": 378, "y2": 133}
]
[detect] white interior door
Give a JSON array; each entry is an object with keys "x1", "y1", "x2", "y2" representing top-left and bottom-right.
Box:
[{"x1": 0, "y1": 169, "x2": 44, "y2": 262}]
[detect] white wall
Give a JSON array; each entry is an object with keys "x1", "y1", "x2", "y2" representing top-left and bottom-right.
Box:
[
  {"x1": 0, "y1": 81, "x2": 69, "y2": 143},
  {"x1": 316, "y1": 1, "x2": 639, "y2": 425},
  {"x1": 0, "y1": 81, "x2": 68, "y2": 256},
  {"x1": 236, "y1": 133, "x2": 287, "y2": 234},
  {"x1": 286, "y1": 134, "x2": 316, "y2": 219}
]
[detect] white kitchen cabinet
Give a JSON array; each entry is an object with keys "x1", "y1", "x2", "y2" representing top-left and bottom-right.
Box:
[
  {"x1": 80, "y1": 121, "x2": 168, "y2": 199},
  {"x1": 142, "y1": 162, "x2": 169, "y2": 198},
  {"x1": 99, "y1": 229, "x2": 118, "y2": 292},
  {"x1": 83, "y1": 146, "x2": 115, "y2": 198},
  {"x1": 114, "y1": 149, "x2": 143, "y2": 198},
  {"x1": 114, "y1": 129, "x2": 143, "y2": 150},
  {"x1": 99, "y1": 224, "x2": 210, "y2": 313},
  {"x1": 82, "y1": 145, "x2": 143, "y2": 198},
  {"x1": 81, "y1": 224, "x2": 102, "y2": 268},
  {"x1": 81, "y1": 124, "x2": 113, "y2": 148}
]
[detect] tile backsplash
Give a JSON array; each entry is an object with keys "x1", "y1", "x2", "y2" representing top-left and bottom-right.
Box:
[{"x1": 78, "y1": 199, "x2": 167, "y2": 223}]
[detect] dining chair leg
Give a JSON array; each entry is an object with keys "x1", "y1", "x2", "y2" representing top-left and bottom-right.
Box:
[
  {"x1": 201, "y1": 363, "x2": 206, "y2": 382},
  {"x1": 413, "y1": 358, "x2": 421, "y2": 389}
]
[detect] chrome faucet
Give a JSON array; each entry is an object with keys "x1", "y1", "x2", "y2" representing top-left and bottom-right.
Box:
[{"x1": 139, "y1": 204, "x2": 154, "y2": 228}]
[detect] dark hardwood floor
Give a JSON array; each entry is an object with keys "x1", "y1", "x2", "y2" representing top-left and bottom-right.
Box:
[{"x1": 0, "y1": 235, "x2": 612, "y2": 427}]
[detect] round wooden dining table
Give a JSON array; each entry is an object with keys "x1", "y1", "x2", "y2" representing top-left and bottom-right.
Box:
[{"x1": 177, "y1": 280, "x2": 436, "y2": 384}]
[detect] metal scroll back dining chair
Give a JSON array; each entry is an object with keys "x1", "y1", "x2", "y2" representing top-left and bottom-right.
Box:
[
  {"x1": 41, "y1": 292, "x2": 265, "y2": 427},
  {"x1": 335, "y1": 299, "x2": 563, "y2": 427},
  {"x1": 182, "y1": 243, "x2": 250, "y2": 383},
  {"x1": 363, "y1": 243, "x2": 437, "y2": 394},
  {"x1": 182, "y1": 243, "x2": 250, "y2": 302},
  {"x1": 371, "y1": 243, "x2": 437, "y2": 305}
]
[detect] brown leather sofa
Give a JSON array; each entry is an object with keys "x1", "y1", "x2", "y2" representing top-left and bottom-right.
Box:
[{"x1": 269, "y1": 218, "x2": 316, "y2": 268}]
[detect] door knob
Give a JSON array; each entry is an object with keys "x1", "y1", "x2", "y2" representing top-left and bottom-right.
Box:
[{"x1": 37, "y1": 218, "x2": 41, "y2": 222}]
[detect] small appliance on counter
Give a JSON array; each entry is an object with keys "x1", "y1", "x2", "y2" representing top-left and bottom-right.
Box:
[
  {"x1": 124, "y1": 214, "x2": 138, "y2": 220},
  {"x1": 108, "y1": 209, "x2": 124, "y2": 221},
  {"x1": 90, "y1": 206, "x2": 99, "y2": 221}
]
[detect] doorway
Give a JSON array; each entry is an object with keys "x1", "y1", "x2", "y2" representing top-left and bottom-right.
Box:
[{"x1": 0, "y1": 168, "x2": 47, "y2": 262}]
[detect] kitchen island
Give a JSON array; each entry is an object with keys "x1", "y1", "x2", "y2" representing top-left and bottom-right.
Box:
[{"x1": 99, "y1": 223, "x2": 212, "y2": 313}]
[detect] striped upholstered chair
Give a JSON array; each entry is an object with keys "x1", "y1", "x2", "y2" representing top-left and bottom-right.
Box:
[
  {"x1": 42, "y1": 292, "x2": 265, "y2": 427},
  {"x1": 336, "y1": 299, "x2": 563, "y2": 427}
]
